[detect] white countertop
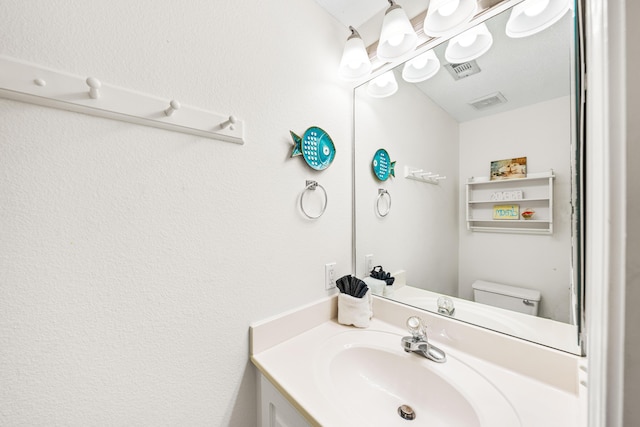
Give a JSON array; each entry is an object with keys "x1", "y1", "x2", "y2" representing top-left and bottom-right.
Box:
[{"x1": 250, "y1": 295, "x2": 586, "y2": 427}]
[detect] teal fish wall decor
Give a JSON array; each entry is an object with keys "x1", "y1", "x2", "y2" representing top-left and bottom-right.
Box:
[
  {"x1": 290, "y1": 126, "x2": 336, "y2": 171},
  {"x1": 372, "y1": 148, "x2": 395, "y2": 181}
]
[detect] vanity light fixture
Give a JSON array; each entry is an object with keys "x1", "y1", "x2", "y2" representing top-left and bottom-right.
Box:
[
  {"x1": 366, "y1": 70, "x2": 398, "y2": 98},
  {"x1": 376, "y1": 0, "x2": 418, "y2": 63},
  {"x1": 338, "y1": 26, "x2": 372, "y2": 81},
  {"x1": 402, "y1": 49, "x2": 441, "y2": 83},
  {"x1": 444, "y1": 22, "x2": 493, "y2": 64},
  {"x1": 422, "y1": 0, "x2": 478, "y2": 37},
  {"x1": 505, "y1": 0, "x2": 571, "y2": 38}
]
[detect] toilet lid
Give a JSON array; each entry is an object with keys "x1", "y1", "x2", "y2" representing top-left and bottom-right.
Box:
[{"x1": 471, "y1": 280, "x2": 541, "y2": 302}]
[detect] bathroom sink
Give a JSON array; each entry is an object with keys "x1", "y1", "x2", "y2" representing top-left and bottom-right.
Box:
[{"x1": 314, "y1": 330, "x2": 521, "y2": 427}]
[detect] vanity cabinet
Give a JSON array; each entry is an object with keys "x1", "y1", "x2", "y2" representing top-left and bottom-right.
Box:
[
  {"x1": 258, "y1": 373, "x2": 311, "y2": 427},
  {"x1": 465, "y1": 171, "x2": 555, "y2": 234}
]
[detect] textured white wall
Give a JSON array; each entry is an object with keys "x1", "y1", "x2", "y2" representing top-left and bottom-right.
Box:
[
  {"x1": 354, "y1": 75, "x2": 460, "y2": 293},
  {"x1": 0, "y1": 1, "x2": 352, "y2": 425},
  {"x1": 458, "y1": 96, "x2": 573, "y2": 322}
]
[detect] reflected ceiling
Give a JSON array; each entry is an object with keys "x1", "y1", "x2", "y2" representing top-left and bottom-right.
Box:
[{"x1": 314, "y1": 0, "x2": 572, "y2": 121}]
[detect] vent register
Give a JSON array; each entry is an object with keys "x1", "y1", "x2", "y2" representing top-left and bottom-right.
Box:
[
  {"x1": 469, "y1": 91, "x2": 508, "y2": 110},
  {"x1": 443, "y1": 60, "x2": 507, "y2": 110},
  {"x1": 444, "y1": 60, "x2": 482, "y2": 80}
]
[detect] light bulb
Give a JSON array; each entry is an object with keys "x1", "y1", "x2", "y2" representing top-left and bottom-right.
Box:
[
  {"x1": 373, "y1": 73, "x2": 392, "y2": 87},
  {"x1": 423, "y1": 0, "x2": 478, "y2": 38},
  {"x1": 445, "y1": 23, "x2": 492, "y2": 63},
  {"x1": 438, "y1": 0, "x2": 460, "y2": 17},
  {"x1": 377, "y1": 3, "x2": 418, "y2": 62},
  {"x1": 339, "y1": 27, "x2": 372, "y2": 81},
  {"x1": 505, "y1": 0, "x2": 570, "y2": 38},
  {"x1": 409, "y1": 55, "x2": 429, "y2": 69},
  {"x1": 457, "y1": 32, "x2": 477, "y2": 47},
  {"x1": 524, "y1": 0, "x2": 550, "y2": 17},
  {"x1": 367, "y1": 70, "x2": 398, "y2": 98},
  {"x1": 402, "y1": 50, "x2": 440, "y2": 83},
  {"x1": 387, "y1": 33, "x2": 404, "y2": 47}
]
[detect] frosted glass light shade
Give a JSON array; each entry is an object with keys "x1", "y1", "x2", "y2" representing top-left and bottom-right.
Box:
[
  {"x1": 377, "y1": 2, "x2": 418, "y2": 62},
  {"x1": 402, "y1": 50, "x2": 441, "y2": 83},
  {"x1": 367, "y1": 71, "x2": 398, "y2": 98},
  {"x1": 445, "y1": 22, "x2": 493, "y2": 63},
  {"x1": 338, "y1": 27, "x2": 372, "y2": 81},
  {"x1": 505, "y1": 0, "x2": 571, "y2": 38},
  {"x1": 423, "y1": 0, "x2": 478, "y2": 37}
]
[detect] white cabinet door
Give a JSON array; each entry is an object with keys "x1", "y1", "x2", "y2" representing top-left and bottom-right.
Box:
[{"x1": 258, "y1": 374, "x2": 311, "y2": 427}]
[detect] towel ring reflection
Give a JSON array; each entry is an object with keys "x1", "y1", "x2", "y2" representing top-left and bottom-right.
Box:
[
  {"x1": 300, "y1": 180, "x2": 328, "y2": 219},
  {"x1": 376, "y1": 189, "x2": 391, "y2": 217}
]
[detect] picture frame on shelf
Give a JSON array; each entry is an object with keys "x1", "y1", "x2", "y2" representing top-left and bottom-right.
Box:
[
  {"x1": 493, "y1": 204, "x2": 520, "y2": 220},
  {"x1": 490, "y1": 157, "x2": 527, "y2": 181}
]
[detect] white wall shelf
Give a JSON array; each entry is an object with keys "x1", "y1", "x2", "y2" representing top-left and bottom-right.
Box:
[
  {"x1": 465, "y1": 170, "x2": 555, "y2": 235},
  {"x1": 0, "y1": 55, "x2": 245, "y2": 144}
]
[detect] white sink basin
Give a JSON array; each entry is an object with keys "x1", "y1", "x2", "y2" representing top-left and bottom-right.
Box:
[{"x1": 314, "y1": 330, "x2": 521, "y2": 427}]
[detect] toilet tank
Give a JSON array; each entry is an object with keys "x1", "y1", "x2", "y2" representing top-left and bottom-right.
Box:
[{"x1": 471, "y1": 280, "x2": 541, "y2": 316}]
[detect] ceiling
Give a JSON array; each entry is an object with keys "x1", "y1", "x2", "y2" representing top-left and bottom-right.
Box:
[
  {"x1": 313, "y1": 0, "x2": 431, "y2": 46},
  {"x1": 313, "y1": 0, "x2": 574, "y2": 122},
  {"x1": 313, "y1": 0, "x2": 389, "y2": 28}
]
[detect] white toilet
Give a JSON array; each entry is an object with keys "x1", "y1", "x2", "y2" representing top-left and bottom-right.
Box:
[{"x1": 471, "y1": 280, "x2": 541, "y2": 316}]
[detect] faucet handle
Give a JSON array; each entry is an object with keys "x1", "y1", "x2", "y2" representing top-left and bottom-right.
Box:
[{"x1": 406, "y1": 316, "x2": 426, "y2": 340}]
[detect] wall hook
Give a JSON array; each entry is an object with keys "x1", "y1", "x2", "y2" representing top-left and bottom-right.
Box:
[
  {"x1": 220, "y1": 115, "x2": 236, "y2": 130},
  {"x1": 404, "y1": 165, "x2": 445, "y2": 184},
  {"x1": 86, "y1": 77, "x2": 101, "y2": 99},
  {"x1": 164, "y1": 99, "x2": 181, "y2": 116},
  {"x1": 33, "y1": 78, "x2": 46, "y2": 87}
]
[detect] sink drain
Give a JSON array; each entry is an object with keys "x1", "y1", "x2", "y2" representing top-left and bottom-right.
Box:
[{"x1": 398, "y1": 404, "x2": 416, "y2": 421}]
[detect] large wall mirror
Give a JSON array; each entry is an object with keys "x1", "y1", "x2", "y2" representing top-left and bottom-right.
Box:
[{"x1": 353, "y1": 0, "x2": 583, "y2": 354}]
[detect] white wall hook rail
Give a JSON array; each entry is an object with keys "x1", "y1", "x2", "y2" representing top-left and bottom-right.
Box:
[
  {"x1": 404, "y1": 165, "x2": 446, "y2": 184},
  {"x1": 0, "y1": 55, "x2": 245, "y2": 144}
]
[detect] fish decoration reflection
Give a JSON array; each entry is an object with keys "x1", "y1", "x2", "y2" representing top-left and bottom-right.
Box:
[
  {"x1": 372, "y1": 148, "x2": 395, "y2": 181},
  {"x1": 290, "y1": 126, "x2": 336, "y2": 171}
]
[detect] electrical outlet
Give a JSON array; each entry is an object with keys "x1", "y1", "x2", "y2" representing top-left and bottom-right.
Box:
[
  {"x1": 325, "y1": 262, "x2": 336, "y2": 290},
  {"x1": 365, "y1": 254, "x2": 374, "y2": 273}
]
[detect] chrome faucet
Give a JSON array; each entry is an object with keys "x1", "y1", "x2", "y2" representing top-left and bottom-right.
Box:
[
  {"x1": 401, "y1": 316, "x2": 446, "y2": 363},
  {"x1": 437, "y1": 296, "x2": 455, "y2": 316}
]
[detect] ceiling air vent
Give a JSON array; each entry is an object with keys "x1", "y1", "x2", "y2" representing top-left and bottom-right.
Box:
[
  {"x1": 444, "y1": 60, "x2": 481, "y2": 80},
  {"x1": 469, "y1": 92, "x2": 508, "y2": 110}
]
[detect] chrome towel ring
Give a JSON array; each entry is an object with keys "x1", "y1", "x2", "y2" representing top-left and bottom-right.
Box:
[
  {"x1": 376, "y1": 188, "x2": 391, "y2": 217},
  {"x1": 300, "y1": 180, "x2": 328, "y2": 219}
]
